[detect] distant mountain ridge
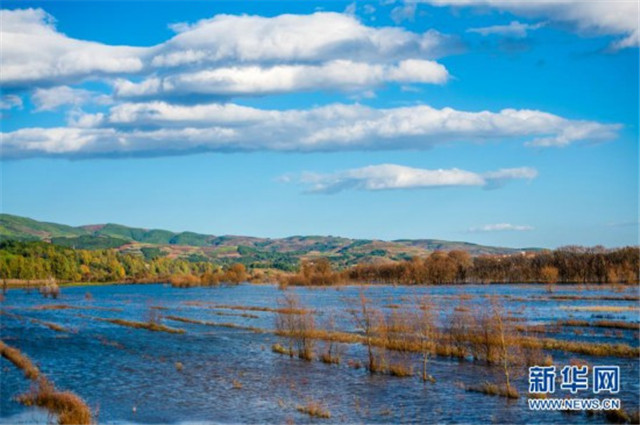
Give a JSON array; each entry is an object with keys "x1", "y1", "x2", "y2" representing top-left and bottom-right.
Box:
[{"x1": 0, "y1": 213, "x2": 537, "y2": 266}]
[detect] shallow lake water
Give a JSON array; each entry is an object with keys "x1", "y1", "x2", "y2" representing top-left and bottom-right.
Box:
[{"x1": 1, "y1": 283, "x2": 638, "y2": 424}]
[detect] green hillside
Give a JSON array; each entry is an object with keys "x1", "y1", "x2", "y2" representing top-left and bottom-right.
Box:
[
  {"x1": 0, "y1": 214, "x2": 86, "y2": 240},
  {"x1": 0, "y1": 214, "x2": 532, "y2": 266}
]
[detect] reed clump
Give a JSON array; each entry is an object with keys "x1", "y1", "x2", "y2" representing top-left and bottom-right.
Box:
[
  {"x1": 275, "y1": 293, "x2": 316, "y2": 361},
  {"x1": 467, "y1": 382, "x2": 520, "y2": 399},
  {"x1": 39, "y1": 281, "x2": 60, "y2": 299},
  {"x1": 99, "y1": 318, "x2": 185, "y2": 334},
  {"x1": 388, "y1": 363, "x2": 414, "y2": 377},
  {"x1": 296, "y1": 400, "x2": 331, "y2": 419},
  {"x1": 272, "y1": 343, "x2": 294, "y2": 356},
  {"x1": 0, "y1": 341, "x2": 91, "y2": 425},
  {"x1": 18, "y1": 379, "x2": 92, "y2": 425},
  {"x1": 557, "y1": 319, "x2": 639, "y2": 331},
  {"x1": 0, "y1": 340, "x2": 40, "y2": 379}
]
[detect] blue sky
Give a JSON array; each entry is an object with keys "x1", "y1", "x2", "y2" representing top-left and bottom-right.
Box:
[{"x1": 1, "y1": 0, "x2": 638, "y2": 248}]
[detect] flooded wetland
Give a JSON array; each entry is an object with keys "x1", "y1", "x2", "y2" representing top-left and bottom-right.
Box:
[{"x1": 1, "y1": 283, "x2": 638, "y2": 424}]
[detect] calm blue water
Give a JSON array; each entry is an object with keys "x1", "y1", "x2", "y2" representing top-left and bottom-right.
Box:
[{"x1": 1, "y1": 283, "x2": 638, "y2": 424}]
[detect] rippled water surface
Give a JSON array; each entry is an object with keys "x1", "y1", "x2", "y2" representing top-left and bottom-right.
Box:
[{"x1": 1, "y1": 283, "x2": 638, "y2": 424}]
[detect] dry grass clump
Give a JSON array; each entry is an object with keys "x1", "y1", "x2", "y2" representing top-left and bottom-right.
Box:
[
  {"x1": 99, "y1": 318, "x2": 185, "y2": 334},
  {"x1": 215, "y1": 304, "x2": 308, "y2": 315},
  {"x1": 39, "y1": 282, "x2": 60, "y2": 299},
  {"x1": 32, "y1": 304, "x2": 73, "y2": 311},
  {"x1": 18, "y1": 379, "x2": 92, "y2": 425},
  {"x1": 320, "y1": 352, "x2": 341, "y2": 364},
  {"x1": 275, "y1": 293, "x2": 316, "y2": 361},
  {"x1": 557, "y1": 319, "x2": 639, "y2": 331},
  {"x1": 30, "y1": 318, "x2": 70, "y2": 333},
  {"x1": 0, "y1": 341, "x2": 91, "y2": 425},
  {"x1": 549, "y1": 294, "x2": 640, "y2": 302},
  {"x1": 296, "y1": 400, "x2": 331, "y2": 419},
  {"x1": 388, "y1": 363, "x2": 414, "y2": 377},
  {"x1": 210, "y1": 311, "x2": 259, "y2": 319},
  {"x1": 561, "y1": 306, "x2": 638, "y2": 312},
  {"x1": 0, "y1": 340, "x2": 40, "y2": 379},
  {"x1": 466, "y1": 382, "x2": 520, "y2": 399},
  {"x1": 527, "y1": 337, "x2": 639, "y2": 358},
  {"x1": 165, "y1": 315, "x2": 213, "y2": 326},
  {"x1": 272, "y1": 343, "x2": 294, "y2": 356}
]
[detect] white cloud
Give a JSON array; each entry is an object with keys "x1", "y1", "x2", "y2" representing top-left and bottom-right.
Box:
[
  {"x1": 0, "y1": 9, "x2": 145, "y2": 88},
  {"x1": 153, "y1": 12, "x2": 453, "y2": 66},
  {"x1": 468, "y1": 223, "x2": 534, "y2": 232},
  {"x1": 363, "y1": 5, "x2": 377, "y2": 15},
  {"x1": 423, "y1": 0, "x2": 639, "y2": 49},
  {"x1": 467, "y1": 21, "x2": 545, "y2": 38},
  {"x1": 391, "y1": 3, "x2": 417, "y2": 24},
  {"x1": 0, "y1": 95, "x2": 23, "y2": 110},
  {"x1": 0, "y1": 102, "x2": 619, "y2": 158},
  {"x1": 31, "y1": 86, "x2": 112, "y2": 111},
  {"x1": 288, "y1": 164, "x2": 537, "y2": 193},
  {"x1": 1, "y1": 8, "x2": 457, "y2": 96},
  {"x1": 113, "y1": 59, "x2": 449, "y2": 99}
]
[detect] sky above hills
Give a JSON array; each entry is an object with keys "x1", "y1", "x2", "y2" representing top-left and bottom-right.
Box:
[{"x1": 1, "y1": 1, "x2": 638, "y2": 248}]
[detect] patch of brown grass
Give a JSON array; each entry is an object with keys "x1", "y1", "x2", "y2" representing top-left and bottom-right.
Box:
[
  {"x1": 18, "y1": 379, "x2": 91, "y2": 425},
  {"x1": 0, "y1": 340, "x2": 40, "y2": 380},
  {"x1": 272, "y1": 343, "x2": 294, "y2": 356},
  {"x1": 98, "y1": 318, "x2": 185, "y2": 334},
  {"x1": 557, "y1": 319, "x2": 639, "y2": 331},
  {"x1": 388, "y1": 363, "x2": 414, "y2": 377},
  {"x1": 467, "y1": 382, "x2": 519, "y2": 399},
  {"x1": 561, "y1": 306, "x2": 639, "y2": 312},
  {"x1": 296, "y1": 400, "x2": 331, "y2": 419},
  {"x1": 320, "y1": 352, "x2": 340, "y2": 364},
  {"x1": 214, "y1": 304, "x2": 309, "y2": 315}
]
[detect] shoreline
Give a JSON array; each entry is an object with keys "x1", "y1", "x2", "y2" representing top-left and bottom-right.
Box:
[{"x1": 3, "y1": 280, "x2": 638, "y2": 291}]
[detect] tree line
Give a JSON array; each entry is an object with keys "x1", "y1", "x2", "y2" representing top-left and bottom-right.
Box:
[
  {"x1": 281, "y1": 246, "x2": 639, "y2": 285},
  {"x1": 0, "y1": 240, "x2": 637, "y2": 285},
  {"x1": 0, "y1": 241, "x2": 245, "y2": 284}
]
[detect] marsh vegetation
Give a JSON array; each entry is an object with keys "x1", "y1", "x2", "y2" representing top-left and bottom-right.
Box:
[{"x1": 1, "y1": 283, "x2": 638, "y2": 424}]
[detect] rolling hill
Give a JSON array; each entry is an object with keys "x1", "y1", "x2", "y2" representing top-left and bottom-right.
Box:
[{"x1": 0, "y1": 213, "x2": 535, "y2": 266}]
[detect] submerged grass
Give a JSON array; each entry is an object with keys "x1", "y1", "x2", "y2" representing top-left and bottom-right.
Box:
[
  {"x1": 18, "y1": 379, "x2": 92, "y2": 425},
  {"x1": 556, "y1": 319, "x2": 639, "y2": 331},
  {"x1": 0, "y1": 340, "x2": 40, "y2": 379},
  {"x1": 0, "y1": 341, "x2": 91, "y2": 424},
  {"x1": 97, "y1": 318, "x2": 185, "y2": 334},
  {"x1": 0, "y1": 310, "x2": 71, "y2": 333},
  {"x1": 467, "y1": 382, "x2": 519, "y2": 399},
  {"x1": 560, "y1": 306, "x2": 639, "y2": 312},
  {"x1": 165, "y1": 314, "x2": 266, "y2": 333},
  {"x1": 297, "y1": 400, "x2": 331, "y2": 419}
]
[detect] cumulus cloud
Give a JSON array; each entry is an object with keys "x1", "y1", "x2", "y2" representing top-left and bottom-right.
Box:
[
  {"x1": 287, "y1": 164, "x2": 537, "y2": 193},
  {"x1": 468, "y1": 223, "x2": 534, "y2": 232},
  {"x1": 467, "y1": 21, "x2": 546, "y2": 38},
  {"x1": 1, "y1": 8, "x2": 458, "y2": 96},
  {"x1": 31, "y1": 86, "x2": 112, "y2": 111},
  {"x1": 0, "y1": 8, "x2": 145, "y2": 88},
  {"x1": 113, "y1": 59, "x2": 449, "y2": 99},
  {"x1": 423, "y1": 0, "x2": 639, "y2": 49},
  {"x1": 0, "y1": 95, "x2": 23, "y2": 110},
  {"x1": 153, "y1": 12, "x2": 453, "y2": 65},
  {"x1": 0, "y1": 102, "x2": 620, "y2": 158}
]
